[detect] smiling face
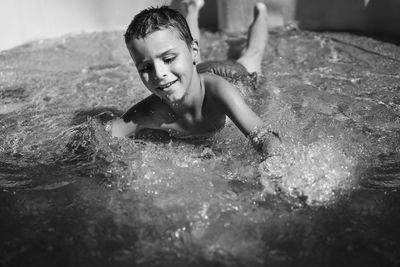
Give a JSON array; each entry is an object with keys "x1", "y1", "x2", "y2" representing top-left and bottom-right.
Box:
[{"x1": 127, "y1": 27, "x2": 199, "y2": 104}]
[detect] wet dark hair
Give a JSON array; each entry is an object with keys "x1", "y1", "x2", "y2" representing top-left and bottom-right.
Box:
[{"x1": 124, "y1": 5, "x2": 194, "y2": 47}]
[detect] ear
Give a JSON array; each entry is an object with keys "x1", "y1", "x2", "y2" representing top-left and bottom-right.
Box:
[{"x1": 190, "y1": 40, "x2": 200, "y2": 64}]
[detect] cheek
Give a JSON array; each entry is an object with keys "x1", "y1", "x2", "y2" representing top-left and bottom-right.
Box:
[
  {"x1": 173, "y1": 58, "x2": 194, "y2": 78},
  {"x1": 139, "y1": 72, "x2": 150, "y2": 85},
  {"x1": 139, "y1": 73, "x2": 159, "y2": 95}
]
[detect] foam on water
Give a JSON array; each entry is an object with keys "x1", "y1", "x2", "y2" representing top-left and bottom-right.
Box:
[
  {"x1": 259, "y1": 138, "x2": 356, "y2": 205},
  {"x1": 1, "y1": 28, "x2": 400, "y2": 266}
]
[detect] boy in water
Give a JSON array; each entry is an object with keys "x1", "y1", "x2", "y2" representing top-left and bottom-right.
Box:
[{"x1": 111, "y1": 0, "x2": 280, "y2": 155}]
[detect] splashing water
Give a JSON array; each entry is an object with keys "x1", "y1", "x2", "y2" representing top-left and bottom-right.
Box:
[
  {"x1": 1, "y1": 27, "x2": 400, "y2": 266},
  {"x1": 259, "y1": 137, "x2": 356, "y2": 205}
]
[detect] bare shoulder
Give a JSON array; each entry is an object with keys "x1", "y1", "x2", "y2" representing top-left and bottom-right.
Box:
[
  {"x1": 122, "y1": 94, "x2": 174, "y2": 125},
  {"x1": 112, "y1": 94, "x2": 175, "y2": 138},
  {"x1": 201, "y1": 72, "x2": 243, "y2": 104},
  {"x1": 201, "y1": 72, "x2": 238, "y2": 97},
  {"x1": 200, "y1": 72, "x2": 262, "y2": 136},
  {"x1": 111, "y1": 95, "x2": 176, "y2": 138}
]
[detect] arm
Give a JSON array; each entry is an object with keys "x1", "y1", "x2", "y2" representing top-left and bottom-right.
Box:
[
  {"x1": 111, "y1": 94, "x2": 167, "y2": 138},
  {"x1": 212, "y1": 76, "x2": 282, "y2": 156},
  {"x1": 111, "y1": 118, "x2": 138, "y2": 138},
  {"x1": 212, "y1": 76, "x2": 262, "y2": 136}
]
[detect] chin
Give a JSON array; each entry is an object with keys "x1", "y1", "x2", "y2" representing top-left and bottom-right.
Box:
[
  {"x1": 166, "y1": 92, "x2": 185, "y2": 103},
  {"x1": 166, "y1": 96, "x2": 182, "y2": 104}
]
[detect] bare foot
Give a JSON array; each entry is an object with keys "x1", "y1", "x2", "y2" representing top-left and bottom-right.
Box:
[
  {"x1": 255, "y1": 2, "x2": 267, "y2": 13},
  {"x1": 180, "y1": 0, "x2": 204, "y2": 16},
  {"x1": 237, "y1": 2, "x2": 268, "y2": 74}
]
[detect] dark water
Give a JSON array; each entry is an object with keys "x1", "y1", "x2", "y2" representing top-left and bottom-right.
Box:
[{"x1": 1, "y1": 26, "x2": 400, "y2": 266}]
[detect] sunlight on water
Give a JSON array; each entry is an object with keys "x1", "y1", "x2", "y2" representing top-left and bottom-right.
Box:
[
  {"x1": 1, "y1": 27, "x2": 400, "y2": 266},
  {"x1": 259, "y1": 138, "x2": 356, "y2": 205}
]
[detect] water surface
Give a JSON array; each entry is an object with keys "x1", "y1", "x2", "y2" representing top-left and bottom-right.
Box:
[{"x1": 1, "y1": 26, "x2": 400, "y2": 266}]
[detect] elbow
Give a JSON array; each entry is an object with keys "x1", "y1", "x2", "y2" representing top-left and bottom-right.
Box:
[{"x1": 111, "y1": 118, "x2": 136, "y2": 138}]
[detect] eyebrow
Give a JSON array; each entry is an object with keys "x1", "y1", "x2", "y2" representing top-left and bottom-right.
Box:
[{"x1": 135, "y1": 48, "x2": 178, "y2": 67}]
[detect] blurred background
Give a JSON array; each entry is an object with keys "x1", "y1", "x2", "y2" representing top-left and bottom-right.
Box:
[{"x1": 1, "y1": 0, "x2": 399, "y2": 51}]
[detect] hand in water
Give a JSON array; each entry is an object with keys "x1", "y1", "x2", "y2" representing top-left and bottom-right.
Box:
[{"x1": 248, "y1": 126, "x2": 282, "y2": 158}]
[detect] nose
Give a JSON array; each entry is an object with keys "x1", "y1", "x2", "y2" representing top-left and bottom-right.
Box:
[{"x1": 153, "y1": 60, "x2": 167, "y2": 80}]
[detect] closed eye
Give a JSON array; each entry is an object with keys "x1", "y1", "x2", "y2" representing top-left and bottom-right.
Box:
[
  {"x1": 138, "y1": 64, "x2": 152, "y2": 72},
  {"x1": 164, "y1": 56, "x2": 176, "y2": 64}
]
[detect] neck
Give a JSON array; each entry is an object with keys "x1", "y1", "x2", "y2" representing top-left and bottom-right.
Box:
[{"x1": 170, "y1": 72, "x2": 204, "y2": 119}]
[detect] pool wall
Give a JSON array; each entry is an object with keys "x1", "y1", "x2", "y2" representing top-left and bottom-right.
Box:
[{"x1": 1, "y1": 0, "x2": 399, "y2": 51}]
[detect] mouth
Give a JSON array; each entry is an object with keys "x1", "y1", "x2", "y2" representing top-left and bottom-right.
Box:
[{"x1": 157, "y1": 79, "x2": 178, "y2": 91}]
